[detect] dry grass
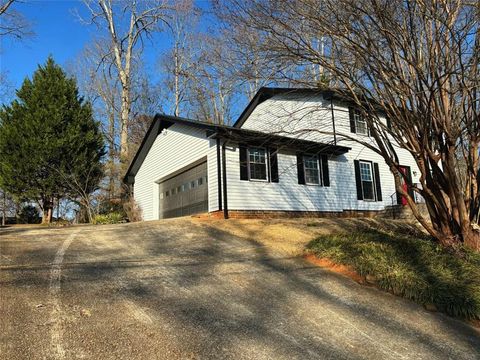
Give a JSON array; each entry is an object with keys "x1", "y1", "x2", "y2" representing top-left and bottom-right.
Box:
[{"x1": 194, "y1": 217, "x2": 422, "y2": 256}]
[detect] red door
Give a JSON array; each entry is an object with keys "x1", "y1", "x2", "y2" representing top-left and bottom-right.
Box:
[{"x1": 398, "y1": 166, "x2": 409, "y2": 206}]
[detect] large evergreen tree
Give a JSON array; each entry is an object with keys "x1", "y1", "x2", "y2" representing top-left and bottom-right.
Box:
[{"x1": 0, "y1": 57, "x2": 105, "y2": 223}]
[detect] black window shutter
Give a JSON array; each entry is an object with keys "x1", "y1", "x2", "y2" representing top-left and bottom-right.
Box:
[
  {"x1": 386, "y1": 116, "x2": 392, "y2": 130},
  {"x1": 349, "y1": 107, "x2": 356, "y2": 133},
  {"x1": 354, "y1": 160, "x2": 363, "y2": 200},
  {"x1": 321, "y1": 154, "x2": 330, "y2": 187},
  {"x1": 269, "y1": 148, "x2": 279, "y2": 183},
  {"x1": 373, "y1": 163, "x2": 382, "y2": 201},
  {"x1": 406, "y1": 167, "x2": 414, "y2": 199},
  {"x1": 296, "y1": 153, "x2": 305, "y2": 185},
  {"x1": 239, "y1": 144, "x2": 248, "y2": 180}
]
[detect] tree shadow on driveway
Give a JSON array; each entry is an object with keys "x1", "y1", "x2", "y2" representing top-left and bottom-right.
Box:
[{"x1": 2, "y1": 221, "x2": 479, "y2": 359}]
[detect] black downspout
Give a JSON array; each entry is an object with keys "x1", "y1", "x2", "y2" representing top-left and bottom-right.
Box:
[
  {"x1": 222, "y1": 142, "x2": 229, "y2": 219},
  {"x1": 330, "y1": 97, "x2": 337, "y2": 145},
  {"x1": 216, "y1": 138, "x2": 222, "y2": 211}
]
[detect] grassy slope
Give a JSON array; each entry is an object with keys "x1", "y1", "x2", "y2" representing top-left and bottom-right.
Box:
[{"x1": 306, "y1": 228, "x2": 480, "y2": 320}]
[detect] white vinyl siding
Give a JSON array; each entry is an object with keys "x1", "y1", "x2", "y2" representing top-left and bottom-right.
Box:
[
  {"x1": 235, "y1": 93, "x2": 421, "y2": 211},
  {"x1": 134, "y1": 123, "x2": 218, "y2": 221},
  {"x1": 133, "y1": 91, "x2": 421, "y2": 220}
]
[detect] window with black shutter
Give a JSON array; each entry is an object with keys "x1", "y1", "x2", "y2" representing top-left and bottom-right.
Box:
[
  {"x1": 297, "y1": 154, "x2": 330, "y2": 186},
  {"x1": 303, "y1": 155, "x2": 321, "y2": 185},
  {"x1": 248, "y1": 147, "x2": 267, "y2": 180},
  {"x1": 354, "y1": 160, "x2": 382, "y2": 201},
  {"x1": 359, "y1": 161, "x2": 375, "y2": 200},
  {"x1": 240, "y1": 145, "x2": 278, "y2": 182},
  {"x1": 349, "y1": 107, "x2": 368, "y2": 135}
]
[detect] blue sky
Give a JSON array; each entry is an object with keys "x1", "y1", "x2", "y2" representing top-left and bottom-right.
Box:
[
  {"x1": 1, "y1": 1, "x2": 92, "y2": 89},
  {"x1": 1, "y1": 0, "x2": 211, "y2": 95}
]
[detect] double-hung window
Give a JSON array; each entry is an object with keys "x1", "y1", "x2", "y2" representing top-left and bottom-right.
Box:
[
  {"x1": 359, "y1": 161, "x2": 375, "y2": 200},
  {"x1": 248, "y1": 147, "x2": 267, "y2": 181},
  {"x1": 350, "y1": 107, "x2": 368, "y2": 135},
  {"x1": 354, "y1": 111, "x2": 368, "y2": 135},
  {"x1": 303, "y1": 155, "x2": 321, "y2": 185}
]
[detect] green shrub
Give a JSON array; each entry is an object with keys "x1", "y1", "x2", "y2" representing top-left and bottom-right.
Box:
[
  {"x1": 93, "y1": 212, "x2": 124, "y2": 225},
  {"x1": 306, "y1": 230, "x2": 480, "y2": 320},
  {"x1": 18, "y1": 205, "x2": 41, "y2": 224}
]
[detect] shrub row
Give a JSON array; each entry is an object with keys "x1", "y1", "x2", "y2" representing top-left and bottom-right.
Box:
[{"x1": 306, "y1": 230, "x2": 480, "y2": 320}]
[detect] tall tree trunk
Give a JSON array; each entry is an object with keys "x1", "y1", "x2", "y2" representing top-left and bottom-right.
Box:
[
  {"x1": 119, "y1": 84, "x2": 130, "y2": 162},
  {"x1": 174, "y1": 44, "x2": 180, "y2": 116},
  {"x1": 108, "y1": 103, "x2": 116, "y2": 199},
  {"x1": 41, "y1": 197, "x2": 53, "y2": 224}
]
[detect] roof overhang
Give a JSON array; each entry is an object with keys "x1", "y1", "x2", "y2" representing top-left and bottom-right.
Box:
[
  {"x1": 209, "y1": 127, "x2": 350, "y2": 156},
  {"x1": 124, "y1": 113, "x2": 350, "y2": 184}
]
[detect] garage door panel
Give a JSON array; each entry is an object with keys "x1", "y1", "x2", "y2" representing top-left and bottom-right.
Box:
[{"x1": 158, "y1": 162, "x2": 208, "y2": 219}]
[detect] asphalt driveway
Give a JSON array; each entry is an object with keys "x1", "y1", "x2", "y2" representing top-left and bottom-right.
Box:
[{"x1": 1, "y1": 219, "x2": 479, "y2": 359}]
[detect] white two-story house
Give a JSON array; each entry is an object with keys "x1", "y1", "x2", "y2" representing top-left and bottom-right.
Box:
[{"x1": 124, "y1": 87, "x2": 419, "y2": 220}]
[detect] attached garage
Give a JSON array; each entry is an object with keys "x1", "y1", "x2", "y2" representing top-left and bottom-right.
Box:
[{"x1": 157, "y1": 160, "x2": 208, "y2": 219}]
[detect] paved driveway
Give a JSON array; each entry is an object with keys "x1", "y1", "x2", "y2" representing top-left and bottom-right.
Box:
[{"x1": 1, "y1": 219, "x2": 479, "y2": 359}]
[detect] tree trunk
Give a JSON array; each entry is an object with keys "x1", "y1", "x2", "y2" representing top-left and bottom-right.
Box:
[
  {"x1": 2, "y1": 191, "x2": 6, "y2": 227},
  {"x1": 42, "y1": 207, "x2": 52, "y2": 224},
  {"x1": 41, "y1": 197, "x2": 53, "y2": 224},
  {"x1": 108, "y1": 105, "x2": 116, "y2": 199},
  {"x1": 174, "y1": 44, "x2": 180, "y2": 116},
  {"x1": 119, "y1": 84, "x2": 130, "y2": 162}
]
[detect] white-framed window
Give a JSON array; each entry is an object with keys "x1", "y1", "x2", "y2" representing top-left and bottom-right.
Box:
[
  {"x1": 354, "y1": 111, "x2": 368, "y2": 135},
  {"x1": 359, "y1": 161, "x2": 375, "y2": 200},
  {"x1": 248, "y1": 147, "x2": 267, "y2": 181},
  {"x1": 303, "y1": 155, "x2": 321, "y2": 185}
]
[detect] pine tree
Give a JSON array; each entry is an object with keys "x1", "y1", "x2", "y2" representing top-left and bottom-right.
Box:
[{"x1": 0, "y1": 57, "x2": 105, "y2": 223}]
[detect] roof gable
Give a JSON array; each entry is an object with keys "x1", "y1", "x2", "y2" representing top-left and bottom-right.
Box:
[{"x1": 124, "y1": 92, "x2": 352, "y2": 183}]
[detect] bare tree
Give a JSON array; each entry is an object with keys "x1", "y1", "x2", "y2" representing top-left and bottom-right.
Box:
[
  {"x1": 185, "y1": 33, "x2": 240, "y2": 124},
  {"x1": 78, "y1": 0, "x2": 170, "y2": 162},
  {"x1": 217, "y1": 0, "x2": 480, "y2": 250},
  {"x1": 52, "y1": 163, "x2": 103, "y2": 224},
  {"x1": 0, "y1": 0, "x2": 32, "y2": 39},
  {"x1": 69, "y1": 41, "x2": 122, "y2": 198},
  {"x1": 158, "y1": 0, "x2": 200, "y2": 116}
]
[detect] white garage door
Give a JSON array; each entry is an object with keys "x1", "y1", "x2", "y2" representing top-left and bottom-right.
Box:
[{"x1": 158, "y1": 162, "x2": 208, "y2": 219}]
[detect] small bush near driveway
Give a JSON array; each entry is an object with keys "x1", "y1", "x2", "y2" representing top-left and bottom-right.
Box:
[
  {"x1": 93, "y1": 212, "x2": 125, "y2": 224},
  {"x1": 306, "y1": 230, "x2": 480, "y2": 320}
]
